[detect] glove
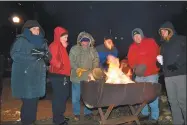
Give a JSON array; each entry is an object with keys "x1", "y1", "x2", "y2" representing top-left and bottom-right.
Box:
[
  {"x1": 76, "y1": 68, "x2": 87, "y2": 77},
  {"x1": 167, "y1": 63, "x2": 178, "y2": 71},
  {"x1": 156, "y1": 55, "x2": 163, "y2": 65},
  {"x1": 31, "y1": 48, "x2": 46, "y2": 59}
]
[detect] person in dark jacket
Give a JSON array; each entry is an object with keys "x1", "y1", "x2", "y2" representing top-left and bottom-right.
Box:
[
  {"x1": 10, "y1": 20, "x2": 51, "y2": 125},
  {"x1": 96, "y1": 35, "x2": 118, "y2": 69},
  {"x1": 0, "y1": 54, "x2": 5, "y2": 102},
  {"x1": 48, "y1": 27, "x2": 71, "y2": 125},
  {"x1": 157, "y1": 21, "x2": 186, "y2": 125}
]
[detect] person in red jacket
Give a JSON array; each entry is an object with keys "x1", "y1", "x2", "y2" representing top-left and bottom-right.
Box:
[
  {"x1": 49, "y1": 27, "x2": 71, "y2": 125},
  {"x1": 127, "y1": 28, "x2": 160, "y2": 122}
]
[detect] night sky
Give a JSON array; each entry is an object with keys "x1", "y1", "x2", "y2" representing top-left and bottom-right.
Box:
[{"x1": 0, "y1": 1, "x2": 187, "y2": 59}]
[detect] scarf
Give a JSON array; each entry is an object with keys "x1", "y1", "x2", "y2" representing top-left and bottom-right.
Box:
[{"x1": 23, "y1": 28, "x2": 44, "y2": 48}]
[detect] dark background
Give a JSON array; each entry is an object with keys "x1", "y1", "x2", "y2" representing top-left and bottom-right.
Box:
[{"x1": 0, "y1": 1, "x2": 187, "y2": 59}]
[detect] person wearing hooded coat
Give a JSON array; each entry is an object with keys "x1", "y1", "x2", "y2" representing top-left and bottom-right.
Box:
[
  {"x1": 48, "y1": 27, "x2": 71, "y2": 125},
  {"x1": 69, "y1": 31, "x2": 99, "y2": 120},
  {"x1": 10, "y1": 20, "x2": 51, "y2": 125},
  {"x1": 157, "y1": 21, "x2": 186, "y2": 125}
]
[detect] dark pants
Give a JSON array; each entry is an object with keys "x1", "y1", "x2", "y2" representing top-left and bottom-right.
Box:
[
  {"x1": 50, "y1": 75, "x2": 70, "y2": 124},
  {"x1": 165, "y1": 75, "x2": 186, "y2": 125},
  {"x1": 20, "y1": 98, "x2": 39, "y2": 125}
]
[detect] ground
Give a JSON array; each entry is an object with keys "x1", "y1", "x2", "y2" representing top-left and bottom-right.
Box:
[{"x1": 1, "y1": 78, "x2": 172, "y2": 125}]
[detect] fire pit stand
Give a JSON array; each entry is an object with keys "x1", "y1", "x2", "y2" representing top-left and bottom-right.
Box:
[{"x1": 80, "y1": 80, "x2": 161, "y2": 125}]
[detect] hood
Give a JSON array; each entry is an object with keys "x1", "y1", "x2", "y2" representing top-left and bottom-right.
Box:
[
  {"x1": 21, "y1": 20, "x2": 45, "y2": 36},
  {"x1": 158, "y1": 21, "x2": 176, "y2": 41},
  {"x1": 132, "y1": 28, "x2": 144, "y2": 39},
  {"x1": 53, "y1": 26, "x2": 68, "y2": 43},
  {"x1": 77, "y1": 31, "x2": 95, "y2": 47}
]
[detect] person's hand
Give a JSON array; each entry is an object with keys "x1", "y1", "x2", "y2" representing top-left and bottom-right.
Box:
[
  {"x1": 31, "y1": 48, "x2": 45, "y2": 59},
  {"x1": 156, "y1": 55, "x2": 163, "y2": 65},
  {"x1": 76, "y1": 68, "x2": 87, "y2": 77},
  {"x1": 167, "y1": 63, "x2": 178, "y2": 71}
]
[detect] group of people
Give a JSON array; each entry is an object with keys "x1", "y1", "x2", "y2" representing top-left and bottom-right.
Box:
[{"x1": 10, "y1": 19, "x2": 186, "y2": 125}]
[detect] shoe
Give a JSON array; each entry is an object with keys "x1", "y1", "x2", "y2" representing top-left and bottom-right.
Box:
[
  {"x1": 138, "y1": 114, "x2": 149, "y2": 121},
  {"x1": 73, "y1": 115, "x2": 80, "y2": 121},
  {"x1": 64, "y1": 117, "x2": 69, "y2": 122},
  {"x1": 84, "y1": 114, "x2": 93, "y2": 120},
  {"x1": 149, "y1": 117, "x2": 158, "y2": 124},
  {"x1": 59, "y1": 121, "x2": 68, "y2": 125}
]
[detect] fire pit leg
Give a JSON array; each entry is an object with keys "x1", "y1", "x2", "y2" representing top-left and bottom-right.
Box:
[
  {"x1": 98, "y1": 105, "x2": 115, "y2": 125},
  {"x1": 129, "y1": 101, "x2": 147, "y2": 125}
]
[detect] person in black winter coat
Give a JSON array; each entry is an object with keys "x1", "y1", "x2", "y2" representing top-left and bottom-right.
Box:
[{"x1": 157, "y1": 21, "x2": 186, "y2": 125}]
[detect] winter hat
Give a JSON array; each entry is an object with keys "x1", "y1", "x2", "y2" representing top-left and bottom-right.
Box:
[
  {"x1": 80, "y1": 37, "x2": 90, "y2": 42},
  {"x1": 132, "y1": 28, "x2": 144, "y2": 39}
]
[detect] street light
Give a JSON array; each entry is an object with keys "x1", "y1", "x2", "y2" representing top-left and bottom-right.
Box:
[{"x1": 12, "y1": 16, "x2": 20, "y2": 35}]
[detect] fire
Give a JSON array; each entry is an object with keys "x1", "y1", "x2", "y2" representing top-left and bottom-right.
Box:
[{"x1": 105, "y1": 55, "x2": 135, "y2": 84}]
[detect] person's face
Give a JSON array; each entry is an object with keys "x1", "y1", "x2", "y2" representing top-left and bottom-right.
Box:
[
  {"x1": 60, "y1": 34, "x2": 68, "y2": 48},
  {"x1": 160, "y1": 29, "x2": 169, "y2": 39},
  {"x1": 30, "y1": 27, "x2": 40, "y2": 35},
  {"x1": 104, "y1": 39, "x2": 114, "y2": 50},
  {"x1": 81, "y1": 41, "x2": 90, "y2": 48},
  {"x1": 133, "y1": 34, "x2": 142, "y2": 44}
]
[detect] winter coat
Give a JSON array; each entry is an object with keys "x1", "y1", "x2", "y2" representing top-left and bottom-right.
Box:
[
  {"x1": 69, "y1": 32, "x2": 99, "y2": 83},
  {"x1": 128, "y1": 36, "x2": 160, "y2": 76},
  {"x1": 10, "y1": 20, "x2": 50, "y2": 99},
  {"x1": 49, "y1": 27, "x2": 71, "y2": 76},
  {"x1": 159, "y1": 21, "x2": 186, "y2": 77}
]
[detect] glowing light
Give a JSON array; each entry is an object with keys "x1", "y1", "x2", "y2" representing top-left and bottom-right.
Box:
[{"x1": 12, "y1": 16, "x2": 20, "y2": 23}]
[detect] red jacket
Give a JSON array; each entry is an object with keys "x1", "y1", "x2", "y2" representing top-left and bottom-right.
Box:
[
  {"x1": 49, "y1": 27, "x2": 71, "y2": 76},
  {"x1": 127, "y1": 38, "x2": 159, "y2": 76}
]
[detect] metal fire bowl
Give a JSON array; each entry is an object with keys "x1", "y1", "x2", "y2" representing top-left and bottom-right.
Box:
[{"x1": 81, "y1": 80, "x2": 161, "y2": 108}]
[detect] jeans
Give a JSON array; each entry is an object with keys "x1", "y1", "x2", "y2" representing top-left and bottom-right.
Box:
[
  {"x1": 72, "y1": 83, "x2": 92, "y2": 115},
  {"x1": 135, "y1": 74, "x2": 159, "y2": 120},
  {"x1": 20, "y1": 98, "x2": 39, "y2": 125},
  {"x1": 165, "y1": 75, "x2": 186, "y2": 125},
  {"x1": 50, "y1": 75, "x2": 70, "y2": 124}
]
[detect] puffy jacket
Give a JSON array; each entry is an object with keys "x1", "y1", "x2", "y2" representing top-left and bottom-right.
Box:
[
  {"x1": 69, "y1": 31, "x2": 99, "y2": 83},
  {"x1": 128, "y1": 37, "x2": 160, "y2": 76},
  {"x1": 159, "y1": 21, "x2": 186, "y2": 77},
  {"x1": 49, "y1": 27, "x2": 71, "y2": 76}
]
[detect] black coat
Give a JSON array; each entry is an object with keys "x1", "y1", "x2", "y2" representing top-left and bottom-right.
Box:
[{"x1": 159, "y1": 21, "x2": 186, "y2": 77}]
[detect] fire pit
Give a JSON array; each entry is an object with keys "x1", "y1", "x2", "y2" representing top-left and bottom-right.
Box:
[{"x1": 80, "y1": 80, "x2": 161, "y2": 125}]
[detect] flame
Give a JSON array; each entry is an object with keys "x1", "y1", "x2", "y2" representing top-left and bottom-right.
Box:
[{"x1": 105, "y1": 55, "x2": 135, "y2": 84}]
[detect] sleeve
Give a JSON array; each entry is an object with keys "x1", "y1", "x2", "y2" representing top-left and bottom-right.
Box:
[
  {"x1": 92, "y1": 48, "x2": 100, "y2": 68},
  {"x1": 127, "y1": 45, "x2": 137, "y2": 69},
  {"x1": 49, "y1": 44, "x2": 61, "y2": 68},
  {"x1": 113, "y1": 47, "x2": 118, "y2": 57},
  {"x1": 43, "y1": 42, "x2": 52, "y2": 63},
  {"x1": 69, "y1": 47, "x2": 78, "y2": 70},
  {"x1": 10, "y1": 38, "x2": 37, "y2": 63}
]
